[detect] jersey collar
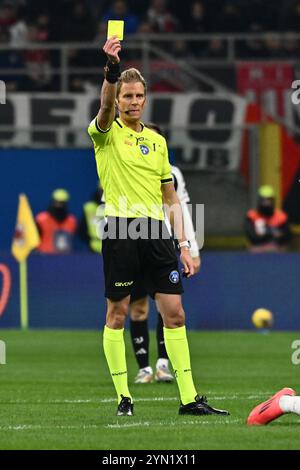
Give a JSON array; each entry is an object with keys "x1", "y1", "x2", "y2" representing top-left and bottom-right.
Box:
[{"x1": 115, "y1": 117, "x2": 144, "y2": 133}]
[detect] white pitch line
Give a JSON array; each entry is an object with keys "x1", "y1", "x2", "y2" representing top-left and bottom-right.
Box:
[
  {"x1": 0, "y1": 424, "x2": 101, "y2": 431},
  {"x1": 106, "y1": 419, "x2": 240, "y2": 429},
  {"x1": 0, "y1": 419, "x2": 241, "y2": 432},
  {"x1": 101, "y1": 397, "x2": 177, "y2": 403},
  {"x1": 0, "y1": 399, "x2": 94, "y2": 404},
  {"x1": 0, "y1": 393, "x2": 275, "y2": 405},
  {"x1": 0, "y1": 397, "x2": 176, "y2": 405},
  {"x1": 106, "y1": 422, "x2": 151, "y2": 429}
]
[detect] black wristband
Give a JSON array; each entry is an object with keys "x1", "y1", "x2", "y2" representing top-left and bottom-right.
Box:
[{"x1": 104, "y1": 61, "x2": 121, "y2": 84}]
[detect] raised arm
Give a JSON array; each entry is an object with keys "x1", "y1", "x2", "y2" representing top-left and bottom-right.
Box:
[{"x1": 97, "y1": 36, "x2": 121, "y2": 131}]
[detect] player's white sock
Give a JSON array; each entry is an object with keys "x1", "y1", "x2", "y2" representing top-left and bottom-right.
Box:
[
  {"x1": 156, "y1": 358, "x2": 168, "y2": 369},
  {"x1": 279, "y1": 395, "x2": 300, "y2": 414}
]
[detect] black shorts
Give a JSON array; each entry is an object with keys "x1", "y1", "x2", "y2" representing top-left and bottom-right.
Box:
[
  {"x1": 102, "y1": 217, "x2": 183, "y2": 301},
  {"x1": 130, "y1": 284, "x2": 148, "y2": 303}
]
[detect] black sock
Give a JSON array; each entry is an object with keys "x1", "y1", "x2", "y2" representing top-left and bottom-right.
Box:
[
  {"x1": 130, "y1": 319, "x2": 149, "y2": 369},
  {"x1": 156, "y1": 312, "x2": 168, "y2": 359}
]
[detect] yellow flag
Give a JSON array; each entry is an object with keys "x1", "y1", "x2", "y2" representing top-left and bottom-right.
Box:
[{"x1": 11, "y1": 194, "x2": 40, "y2": 262}]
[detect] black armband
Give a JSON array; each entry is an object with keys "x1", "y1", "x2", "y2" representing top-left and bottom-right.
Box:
[{"x1": 104, "y1": 61, "x2": 121, "y2": 84}]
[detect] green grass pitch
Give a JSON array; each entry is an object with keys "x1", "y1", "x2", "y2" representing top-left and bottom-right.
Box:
[{"x1": 0, "y1": 330, "x2": 299, "y2": 450}]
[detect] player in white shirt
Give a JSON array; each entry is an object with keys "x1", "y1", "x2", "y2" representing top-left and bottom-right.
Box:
[{"x1": 129, "y1": 123, "x2": 201, "y2": 384}]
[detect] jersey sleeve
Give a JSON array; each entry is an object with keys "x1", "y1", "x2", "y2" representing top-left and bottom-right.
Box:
[
  {"x1": 87, "y1": 117, "x2": 112, "y2": 147},
  {"x1": 181, "y1": 201, "x2": 199, "y2": 257},
  {"x1": 171, "y1": 166, "x2": 190, "y2": 203},
  {"x1": 160, "y1": 140, "x2": 172, "y2": 184}
]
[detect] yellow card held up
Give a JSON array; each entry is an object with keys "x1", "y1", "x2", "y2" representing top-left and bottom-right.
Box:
[{"x1": 107, "y1": 20, "x2": 124, "y2": 40}]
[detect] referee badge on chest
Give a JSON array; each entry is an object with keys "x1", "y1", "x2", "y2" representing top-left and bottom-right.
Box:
[
  {"x1": 139, "y1": 144, "x2": 149, "y2": 155},
  {"x1": 169, "y1": 270, "x2": 180, "y2": 284}
]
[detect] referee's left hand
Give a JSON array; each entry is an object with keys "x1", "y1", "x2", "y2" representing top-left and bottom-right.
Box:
[{"x1": 180, "y1": 249, "x2": 195, "y2": 278}]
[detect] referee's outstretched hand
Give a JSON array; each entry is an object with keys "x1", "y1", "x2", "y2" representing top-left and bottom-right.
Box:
[{"x1": 103, "y1": 36, "x2": 121, "y2": 64}]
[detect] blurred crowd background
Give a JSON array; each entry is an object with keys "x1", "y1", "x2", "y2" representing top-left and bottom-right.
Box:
[
  {"x1": 4, "y1": 0, "x2": 300, "y2": 40},
  {"x1": 1, "y1": 0, "x2": 300, "y2": 329},
  {"x1": 3, "y1": 0, "x2": 300, "y2": 91},
  {"x1": 1, "y1": 0, "x2": 300, "y2": 253}
]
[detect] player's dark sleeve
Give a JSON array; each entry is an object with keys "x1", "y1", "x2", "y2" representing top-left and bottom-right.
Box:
[
  {"x1": 172, "y1": 172, "x2": 178, "y2": 191},
  {"x1": 244, "y1": 216, "x2": 273, "y2": 245}
]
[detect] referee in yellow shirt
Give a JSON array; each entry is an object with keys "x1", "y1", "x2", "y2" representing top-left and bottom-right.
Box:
[{"x1": 88, "y1": 36, "x2": 229, "y2": 417}]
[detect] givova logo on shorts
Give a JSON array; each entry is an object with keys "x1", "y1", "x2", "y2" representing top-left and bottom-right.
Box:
[
  {"x1": 169, "y1": 270, "x2": 179, "y2": 284},
  {"x1": 115, "y1": 281, "x2": 134, "y2": 287}
]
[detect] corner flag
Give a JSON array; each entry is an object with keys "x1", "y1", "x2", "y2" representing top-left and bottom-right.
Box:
[
  {"x1": 11, "y1": 194, "x2": 40, "y2": 330},
  {"x1": 11, "y1": 194, "x2": 40, "y2": 262}
]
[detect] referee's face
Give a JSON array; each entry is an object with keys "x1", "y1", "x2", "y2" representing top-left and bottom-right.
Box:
[{"x1": 117, "y1": 82, "x2": 146, "y2": 123}]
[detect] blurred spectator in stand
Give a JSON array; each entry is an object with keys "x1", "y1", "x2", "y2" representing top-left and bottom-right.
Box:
[
  {"x1": 98, "y1": 0, "x2": 140, "y2": 61},
  {"x1": 36, "y1": 189, "x2": 78, "y2": 254},
  {"x1": 137, "y1": 20, "x2": 153, "y2": 34},
  {"x1": 282, "y1": 34, "x2": 300, "y2": 59},
  {"x1": 24, "y1": 0, "x2": 83, "y2": 41},
  {"x1": 172, "y1": 39, "x2": 195, "y2": 59},
  {"x1": 99, "y1": 0, "x2": 139, "y2": 36},
  {"x1": 86, "y1": 0, "x2": 101, "y2": 19},
  {"x1": 214, "y1": 1, "x2": 245, "y2": 33},
  {"x1": 184, "y1": 1, "x2": 208, "y2": 55},
  {"x1": 238, "y1": 23, "x2": 267, "y2": 59},
  {"x1": 23, "y1": 17, "x2": 52, "y2": 91},
  {"x1": 78, "y1": 186, "x2": 104, "y2": 253},
  {"x1": 147, "y1": 0, "x2": 180, "y2": 33},
  {"x1": 284, "y1": 1, "x2": 300, "y2": 31},
  {"x1": 68, "y1": 46, "x2": 96, "y2": 92},
  {"x1": 245, "y1": 185, "x2": 291, "y2": 253},
  {"x1": 245, "y1": 0, "x2": 280, "y2": 32},
  {"x1": 69, "y1": 75, "x2": 86, "y2": 93},
  {"x1": 201, "y1": 38, "x2": 227, "y2": 59},
  {"x1": 187, "y1": 1, "x2": 207, "y2": 34},
  {"x1": 0, "y1": 28, "x2": 24, "y2": 91},
  {"x1": 0, "y1": 1, "x2": 17, "y2": 30},
  {"x1": 65, "y1": 2, "x2": 98, "y2": 92},
  {"x1": 264, "y1": 34, "x2": 284, "y2": 58},
  {"x1": 8, "y1": 2, "x2": 27, "y2": 46},
  {"x1": 63, "y1": 0, "x2": 95, "y2": 42}
]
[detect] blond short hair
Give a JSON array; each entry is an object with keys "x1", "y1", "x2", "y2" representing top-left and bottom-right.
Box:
[{"x1": 116, "y1": 68, "x2": 147, "y2": 98}]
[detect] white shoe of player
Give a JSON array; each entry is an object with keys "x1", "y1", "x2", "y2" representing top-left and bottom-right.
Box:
[
  {"x1": 155, "y1": 364, "x2": 174, "y2": 383},
  {"x1": 134, "y1": 367, "x2": 153, "y2": 384}
]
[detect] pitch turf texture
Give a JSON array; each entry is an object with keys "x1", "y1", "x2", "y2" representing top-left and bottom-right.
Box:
[{"x1": 0, "y1": 330, "x2": 299, "y2": 450}]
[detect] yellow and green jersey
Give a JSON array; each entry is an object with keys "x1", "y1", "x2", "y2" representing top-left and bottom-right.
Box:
[{"x1": 87, "y1": 117, "x2": 172, "y2": 220}]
